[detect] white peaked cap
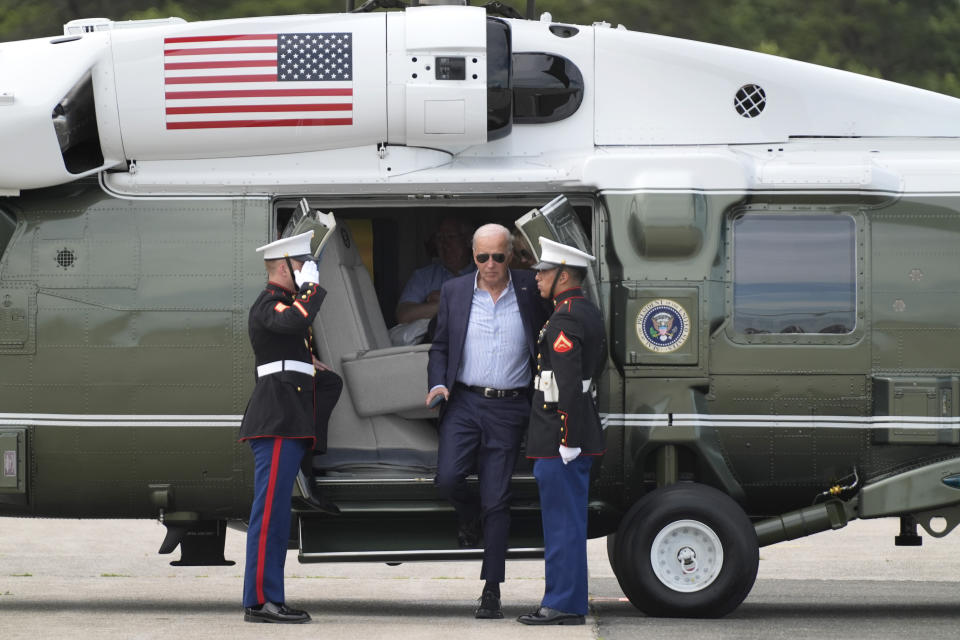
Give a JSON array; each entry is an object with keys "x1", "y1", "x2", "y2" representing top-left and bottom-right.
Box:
[
  {"x1": 256, "y1": 230, "x2": 314, "y2": 260},
  {"x1": 533, "y1": 237, "x2": 595, "y2": 270}
]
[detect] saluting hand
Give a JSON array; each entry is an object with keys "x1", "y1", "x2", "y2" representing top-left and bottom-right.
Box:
[{"x1": 294, "y1": 261, "x2": 320, "y2": 289}]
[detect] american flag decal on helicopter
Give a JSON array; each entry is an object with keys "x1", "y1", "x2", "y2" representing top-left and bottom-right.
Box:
[{"x1": 162, "y1": 32, "x2": 353, "y2": 130}]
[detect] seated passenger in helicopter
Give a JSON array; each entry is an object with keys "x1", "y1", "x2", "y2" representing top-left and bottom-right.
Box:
[{"x1": 390, "y1": 216, "x2": 475, "y2": 345}]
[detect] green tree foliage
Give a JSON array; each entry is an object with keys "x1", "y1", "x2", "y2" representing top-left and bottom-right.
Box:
[{"x1": 2, "y1": 0, "x2": 959, "y2": 96}]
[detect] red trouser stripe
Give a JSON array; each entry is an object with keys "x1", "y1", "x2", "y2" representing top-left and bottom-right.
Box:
[{"x1": 255, "y1": 438, "x2": 283, "y2": 604}]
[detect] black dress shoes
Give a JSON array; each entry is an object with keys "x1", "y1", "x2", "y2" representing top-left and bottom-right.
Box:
[
  {"x1": 244, "y1": 602, "x2": 311, "y2": 624},
  {"x1": 517, "y1": 606, "x2": 585, "y2": 625},
  {"x1": 293, "y1": 492, "x2": 342, "y2": 515},
  {"x1": 457, "y1": 518, "x2": 481, "y2": 548},
  {"x1": 295, "y1": 470, "x2": 341, "y2": 515},
  {"x1": 474, "y1": 589, "x2": 503, "y2": 619}
]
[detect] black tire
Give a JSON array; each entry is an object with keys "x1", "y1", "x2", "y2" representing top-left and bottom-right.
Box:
[
  {"x1": 605, "y1": 532, "x2": 620, "y2": 578},
  {"x1": 612, "y1": 483, "x2": 758, "y2": 618}
]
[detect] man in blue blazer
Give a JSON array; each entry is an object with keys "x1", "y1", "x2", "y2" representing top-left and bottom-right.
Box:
[{"x1": 426, "y1": 223, "x2": 548, "y2": 619}]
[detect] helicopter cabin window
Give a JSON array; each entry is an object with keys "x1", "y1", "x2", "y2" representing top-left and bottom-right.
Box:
[
  {"x1": 512, "y1": 53, "x2": 584, "y2": 124},
  {"x1": 732, "y1": 214, "x2": 856, "y2": 335}
]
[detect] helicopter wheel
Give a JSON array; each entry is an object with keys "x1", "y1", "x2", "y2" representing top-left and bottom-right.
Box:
[
  {"x1": 605, "y1": 531, "x2": 620, "y2": 579},
  {"x1": 612, "y1": 483, "x2": 758, "y2": 618}
]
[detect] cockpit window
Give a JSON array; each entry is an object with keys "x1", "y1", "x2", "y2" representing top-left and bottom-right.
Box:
[
  {"x1": 512, "y1": 53, "x2": 583, "y2": 124},
  {"x1": 486, "y1": 18, "x2": 512, "y2": 141},
  {"x1": 733, "y1": 214, "x2": 856, "y2": 335}
]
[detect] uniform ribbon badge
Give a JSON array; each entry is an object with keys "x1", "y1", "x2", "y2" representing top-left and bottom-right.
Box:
[{"x1": 553, "y1": 330, "x2": 573, "y2": 353}]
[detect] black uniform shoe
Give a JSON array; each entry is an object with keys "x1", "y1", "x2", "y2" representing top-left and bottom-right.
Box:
[
  {"x1": 279, "y1": 604, "x2": 309, "y2": 618},
  {"x1": 474, "y1": 589, "x2": 503, "y2": 619},
  {"x1": 293, "y1": 493, "x2": 342, "y2": 515},
  {"x1": 294, "y1": 470, "x2": 341, "y2": 515},
  {"x1": 516, "y1": 606, "x2": 585, "y2": 625},
  {"x1": 457, "y1": 518, "x2": 481, "y2": 548},
  {"x1": 244, "y1": 602, "x2": 311, "y2": 624}
]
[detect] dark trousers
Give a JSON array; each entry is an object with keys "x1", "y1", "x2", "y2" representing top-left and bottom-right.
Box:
[
  {"x1": 435, "y1": 389, "x2": 529, "y2": 583},
  {"x1": 534, "y1": 455, "x2": 593, "y2": 615},
  {"x1": 243, "y1": 436, "x2": 309, "y2": 608},
  {"x1": 313, "y1": 369, "x2": 343, "y2": 452},
  {"x1": 303, "y1": 369, "x2": 343, "y2": 476}
]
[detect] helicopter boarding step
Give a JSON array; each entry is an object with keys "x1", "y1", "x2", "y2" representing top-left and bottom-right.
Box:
[{"x1": 296, "y1": 474, "x2": 545, "y2": 563}]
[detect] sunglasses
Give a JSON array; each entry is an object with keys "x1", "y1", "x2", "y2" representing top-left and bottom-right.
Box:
[{"x1": 475, "y1": 253, "x2": 506, "y2": 264}]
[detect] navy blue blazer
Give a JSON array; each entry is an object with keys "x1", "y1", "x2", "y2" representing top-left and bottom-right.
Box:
[{"x1": 428, "y1": 269, "x2": 548, "y2": 391}]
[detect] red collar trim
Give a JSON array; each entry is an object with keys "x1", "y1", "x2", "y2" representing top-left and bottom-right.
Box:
[
  {"x1": 553, "y1": 287, "x2": 583, "y2": 309},
  {"x1": 268, "y1": 281, "x2": 295, "y2": 294}
]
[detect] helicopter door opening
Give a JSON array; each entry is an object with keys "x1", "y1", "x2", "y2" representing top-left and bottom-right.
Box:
[
  {"x1": 270, "y1": 196, "x2": 596, "y2": 477},
  {"x1": 310, "y1": 220, "x2": 439, "y2": 474},
  {"x1": 283, "y1": 201, "x2": 435, "y2": 434}
]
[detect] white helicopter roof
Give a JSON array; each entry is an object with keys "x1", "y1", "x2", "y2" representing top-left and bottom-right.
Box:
[{"x1": 1, "y1": 6, "x2": 959, "y2": 195}]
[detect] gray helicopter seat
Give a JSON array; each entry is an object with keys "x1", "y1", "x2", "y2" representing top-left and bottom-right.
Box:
[{"x1": 310, "y1": 222, "x2": 439, "y2": 475}]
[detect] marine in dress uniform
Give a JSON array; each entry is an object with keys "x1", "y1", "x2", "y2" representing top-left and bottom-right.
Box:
[
  {"x1": 518, "y1": 238, "x2": 606, "y2": 626},
  {"x1": 239, "y1": 231, "x2": 341, "y2": 624}
]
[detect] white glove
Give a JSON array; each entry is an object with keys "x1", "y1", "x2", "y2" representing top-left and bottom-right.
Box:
[
  {"x1": 294, "y1": 260, "x2": 319, "y2": 288},
  {"x1": 559, "y1": 445, "x2": 581, "y2": 465}
]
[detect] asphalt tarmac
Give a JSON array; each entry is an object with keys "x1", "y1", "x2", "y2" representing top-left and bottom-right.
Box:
[{"x1": 0, "y1": 517, "x2": 958, "y2": 639}]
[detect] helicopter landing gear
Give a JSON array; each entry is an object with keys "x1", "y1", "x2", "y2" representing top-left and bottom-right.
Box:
[{"x1": 610, "y1": 483, "x2": 758, "y2": 618}]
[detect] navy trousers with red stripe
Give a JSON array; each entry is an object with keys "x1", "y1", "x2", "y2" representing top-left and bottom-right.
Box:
[
  {"x1": 534, "y1": 455, "x2": 594, "y2": 615},
  {"x1": 243, "y1": 437, "x2": 309, "y2": 608}
]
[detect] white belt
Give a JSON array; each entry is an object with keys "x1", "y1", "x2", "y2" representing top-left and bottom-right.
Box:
[
  {"x1": 534, "y1": 372, "x2": 592, "y2": 396},
  {"x1": 256, "y1": 360, "x2": 315, "y2": 378}
]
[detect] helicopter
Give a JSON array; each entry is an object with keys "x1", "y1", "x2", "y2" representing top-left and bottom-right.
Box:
[{"x1": 0, "y1": 0, "x2": 959, "y2": 618}]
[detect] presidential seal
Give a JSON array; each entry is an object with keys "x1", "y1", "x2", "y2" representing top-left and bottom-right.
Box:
[{"x1": 636, "y1": 299, "x2": 691, "y2": 353}]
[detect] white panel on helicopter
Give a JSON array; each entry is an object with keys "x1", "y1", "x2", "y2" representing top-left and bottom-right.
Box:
[{"x1": 110, "y1": 13, "x2": 388, "y2": 160}]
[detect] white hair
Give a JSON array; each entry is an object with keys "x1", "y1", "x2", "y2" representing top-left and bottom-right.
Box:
[{"x1": 472, "y1": 223, "x2": 513, "y2": 252}]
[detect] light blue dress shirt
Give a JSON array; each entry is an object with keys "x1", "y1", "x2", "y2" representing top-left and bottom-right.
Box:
[
  {"x1": 399, "y1": 261, "x2": 476, "y2": 304},
  {"x1": 457, "y1": 273, "x2": 531, "y2": 390}
]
